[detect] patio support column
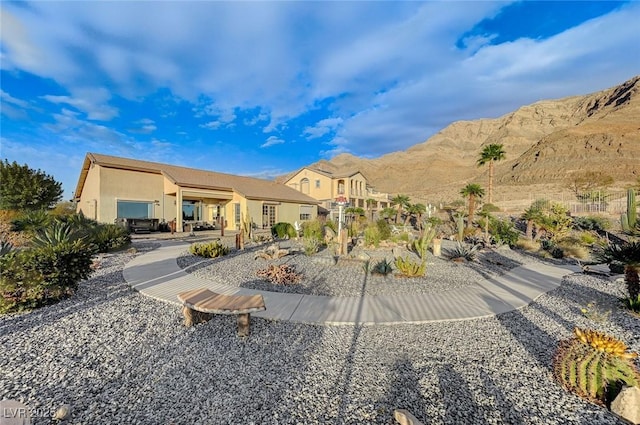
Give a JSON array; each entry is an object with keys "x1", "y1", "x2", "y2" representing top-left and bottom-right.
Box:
[{"x1": 176, "y1": 189, "x2": 183, "y2": 233}]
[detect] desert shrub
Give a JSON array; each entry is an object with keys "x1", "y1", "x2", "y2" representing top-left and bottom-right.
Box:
[
  {"x1": 371, "y1": 259, "x2": 393, "y2": 276},
  {"x1": 573, "y1": 215, "x2": 610, "y2": 231},
  {"x1": 324, "y1": 220, "x2": 338, "y2": 233},
  {"x1": 578, "y1": 231, "x2": 598, "y2": 245},
  {"x1": 271, "y1": 222, "x2": 296, "y2": 239},
  {"x1": 302, "y1": 219, "x2": 323, "y2": 242},
  {"x1": 189, "y1": 241, "x2": 230, "y2": 258},
  {"x1": 364, "y1": 225, "x2": 381, "y2": 247},
  {"x1": 394, "y1": 256, "x2": 425, "y2": 277},
  {"x1": 557, "y1": 240, "x2": 589, "y2": 260},
  {"x1": 302, "y1": 237, "x2": 320, "y2": 256},
  {"x1": 481, "y1": 203, "x2": 501, "y2": 213},
  {"x1": 376, "y1": 219, "x2": 391, "y2": 240},
  {"x1": 92, "y1": 224, "x2": 131, "y2": 253},
  {"x1": 256, "y1": 264, "x2": 303, "y2": 285},
  {"x1": 515, "y1": 238, "x2": 541, "y2": 252},
  {"x1": 489, "y1": 217, "x2": 519, "y2": 246},
  {"x1": 0, "y1": 240, "x2": 15, "y2": 257},
  {"x1": 0, "y1": 239, "x2": 94, "y2": 313}
]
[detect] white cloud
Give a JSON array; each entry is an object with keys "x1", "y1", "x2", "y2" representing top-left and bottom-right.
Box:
[
  {"x1": 41, "y1": 87, "x2": 118, "y2": 120},
  {"x1": 303, "y1": 117, "x2": 343, "y2": 140},
  {"x1": 260, "y1": 136, "x2": 285, "y2": 148}
]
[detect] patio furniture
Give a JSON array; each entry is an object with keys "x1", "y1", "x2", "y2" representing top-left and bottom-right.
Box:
[{"x1": 177, "y1": 288, "x2": 266, "y2": 337}]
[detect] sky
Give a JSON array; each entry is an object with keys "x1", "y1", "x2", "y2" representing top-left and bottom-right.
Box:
[{"x1": 1, "y1": 1, "x2": 639, "y2": 200}]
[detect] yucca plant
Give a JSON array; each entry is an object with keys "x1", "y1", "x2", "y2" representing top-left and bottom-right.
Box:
[
  {"x1": 553, "y1": 327, "x2": 640, "y2": 405},
  {"x1": 394, "y1": 256, "x2": 425, "y2": 277},
  {"x1": 0, "y1": 240, "x2": 15, "y2": 257}
]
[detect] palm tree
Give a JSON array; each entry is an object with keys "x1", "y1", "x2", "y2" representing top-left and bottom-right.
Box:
[
  {"x1": 477, "y1": 143, "x2": 506, "y2": 204},
  {"x1": 460, "y1": 184, "x2": 485, "y2": 229},
  {"x1": 521, "y1": 206, "x2": 542, "y2": 240},
  {"x1": 406, "y1": 203, "x2": 426, "y2": 230},
  {"x1": 391, "y1": 194, "x2": 410, "y2": 224},
  {"x1": 365, "y1": 198, "x2": 376, "y2": 221}
]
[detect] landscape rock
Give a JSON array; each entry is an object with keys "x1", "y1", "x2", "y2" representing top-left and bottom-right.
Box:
[{"x1": 611, "y1": 386, "x2": 640, "y2": 424}]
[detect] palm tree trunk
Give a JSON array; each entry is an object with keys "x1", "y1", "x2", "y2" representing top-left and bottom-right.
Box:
[
  {"x1": 467, "y1": 196, "x2": 475, "y2": 229},
  {"x1": 625, "y1": 265, "x2": 639, "y2": 300},
  {"x1": 488, "y1": 161, "x2": 494, "y2": 204},
  {"x1": 525, "y1": 220, "x2": 533, "y2": 240}
]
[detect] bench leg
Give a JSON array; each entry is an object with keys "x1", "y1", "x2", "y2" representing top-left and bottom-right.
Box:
[
  {"x1": 183, "y1": 306, "x2": 212, "y2": 327},
  {"x1": 237, "y1": 313, "x2": 250, "y2": 337}
]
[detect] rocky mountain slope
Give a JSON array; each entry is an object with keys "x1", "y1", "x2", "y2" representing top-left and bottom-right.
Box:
[{"x1": 286, "y1": 75, "x2": 640, "y2": 203}]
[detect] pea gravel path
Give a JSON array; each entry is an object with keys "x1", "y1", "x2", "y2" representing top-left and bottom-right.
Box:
[{"x1": 1, "y1": 241, "x2": 638, "y2": 424}]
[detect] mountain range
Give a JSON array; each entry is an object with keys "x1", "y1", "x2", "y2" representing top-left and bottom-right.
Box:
[{"x1": 282, "y1": 75, "x2": 640, "y2": 204}]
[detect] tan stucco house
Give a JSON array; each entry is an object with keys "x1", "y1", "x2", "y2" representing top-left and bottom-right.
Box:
[
  {"x1": 283, "y1": 167, "x2": 390, "y2": 218},
  {"x1": 73, "y1": 153, "x2": 319, "y2": 232}
]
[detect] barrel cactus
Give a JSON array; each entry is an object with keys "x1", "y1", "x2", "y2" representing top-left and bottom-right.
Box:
[{"x1": 553, "y1": 327, "x2": 640, "y2": 405}]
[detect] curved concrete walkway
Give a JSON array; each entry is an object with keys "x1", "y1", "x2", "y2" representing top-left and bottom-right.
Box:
[{"x1": 123, "y1": 241, "x2": 581, "y2": 325}]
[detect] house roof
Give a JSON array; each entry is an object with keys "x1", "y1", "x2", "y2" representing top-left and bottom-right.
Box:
[
  {"x1": 74, "y1": 153, "x2": 319, "y2": 204},
  {"x1": 285, "y1": 166, "x2": 366, "y2": 182}
]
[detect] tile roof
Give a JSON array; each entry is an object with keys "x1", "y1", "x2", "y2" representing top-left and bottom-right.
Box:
[{"x1": 75, "y1": 153, "x2": 319, "y2": 204}]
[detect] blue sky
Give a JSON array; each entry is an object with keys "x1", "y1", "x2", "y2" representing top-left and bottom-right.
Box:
[{"x1": 1, "y1": 1, "x2": 639, "y2": 200}]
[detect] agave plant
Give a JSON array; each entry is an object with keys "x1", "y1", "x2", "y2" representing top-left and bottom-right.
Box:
[
  {"x1": 30, "y1": 222, "x2": 85, "y2": 248},
  {"x1": 371, "y1": 258, "x2": 393, "y2": 276},
  {"x1": 0, "y1": 240, "x2": 15, "y2": 257},
  {"x1": 447, "y1": 242, "x2": 479, "y2": 262},
  {"x1": 598, "y1": 241, "x2": 640, "y2": 300}
]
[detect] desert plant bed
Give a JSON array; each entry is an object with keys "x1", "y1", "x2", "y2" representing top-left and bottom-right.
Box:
[{"x1": 177, "y1": 239, "x2": 552, "y2": 297}]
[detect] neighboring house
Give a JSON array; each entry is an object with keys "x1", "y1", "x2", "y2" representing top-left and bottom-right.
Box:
[
  {"x1": 73, "y1": 153, "x2": 319, "y2": 232},
  {"x1": 283, "y1": 167, "x2": 391, "y2": 219}
]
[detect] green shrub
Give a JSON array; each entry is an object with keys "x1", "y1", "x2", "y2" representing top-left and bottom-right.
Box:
[
  {"x1": 91, "y1": 224, "x2": 131, "y2": 253},
  {"x1": 481, "y1": 203, "x2": 501, "y2": 213},
  {"x1": 189, "y1": 241, "x2": 230, "y2": 258},
  {"x1": 324, "y1": 220, "x2": 338, "y2": 233},
  {"x1": 578, "y1": 231, "x2": 598, "y2": 245},
  {"x1": 302, "y1": 219, "x2": 323, "y2": 242},
  {"x1": 376, "y1": 219, "x2": 391, "y2": 240},
  {"x1": 364, "y1": 225, "x2": 381, "y2": 247},
  {"x1": 302, "y1": 237, "x2": 320, "y2": 256},
  {"x1": 573, "y1": 215, "x2": 610, "y2": 231},
  {"x1": 0, "y1": 239, "x2": 94, "y2": 313},
  {"x1": 489, "y1": 217, "x2": 519, "y2": 246},
  {"x1": 11, "y1": 209, "x2": 52, "y2": 233},
  {"x1": 271, "y1": 222, "x2": 296, "y2": 239}
]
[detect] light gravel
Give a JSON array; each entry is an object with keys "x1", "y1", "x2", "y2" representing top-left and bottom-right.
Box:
[
  {"x1": 1, "y1": 241, "x2": 638, "y2": 425},
  {"x1": 177, "y1": 239, "x2": 553, "y2": 297}
]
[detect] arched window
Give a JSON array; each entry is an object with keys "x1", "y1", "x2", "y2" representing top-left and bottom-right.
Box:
[{"x1": 300, "y1": 178, "x2": 310, "y2": 194}]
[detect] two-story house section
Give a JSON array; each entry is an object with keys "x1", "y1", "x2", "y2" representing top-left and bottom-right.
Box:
[{"x1": 284, "y1": 167, "x2": 391, "y2": 220}]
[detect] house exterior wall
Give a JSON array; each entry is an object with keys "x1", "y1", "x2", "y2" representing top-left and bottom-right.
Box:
[
  {"x1": 99, "y1": 167, "x2": 165, "y2": 223},
  {"x1": 76, "y1": 163, "x2": 102, "y2": 221},
  {"x1": 286, "y1": 169, "x2": 334, "y2": 202}
]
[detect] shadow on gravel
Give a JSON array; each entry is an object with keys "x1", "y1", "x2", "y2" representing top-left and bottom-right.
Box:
[
  {"x1": 437, "y1": 363, "x2": 488, "y2": 425},
  {"x1": 478, "y1": 368, "x2": 524, "y2": 424},
  {"x1": 377, "y1": 355, "x2": 431, "y2": 424},
  {"x1": 495, "y1": 308, "x2": 558, "y2": 370}
]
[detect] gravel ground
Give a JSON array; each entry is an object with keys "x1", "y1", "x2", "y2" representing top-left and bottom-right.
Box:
[
  {"x1": 177, "y1": 239, "x2": 554, "y2": 297},
  {"x1": 1, "y1": 241, "x2": 638, "y2": 425}
]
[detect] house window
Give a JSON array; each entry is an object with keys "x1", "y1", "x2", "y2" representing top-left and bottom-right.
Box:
[
  {"x1": 234, "y1": 203, "x2": 241, "y2": 229},
  {"x1": 299, "y1": 205, "x2": 313, "y2": 221},
  {"x1": 300, "y1": 178, "x2": 310, "y2": 194},
  {"x1": 117, "y1": 200, "x2": 153, "y2": 219},
  {"x1": 315, "y1": 179, "x2": 320, "y2": 188},
  {"x1": 182, "y1": 200, "x2": 201, "y2": 221},
  {"x1": 263, "y1": 204, "x2": 276, "y2": 228}
]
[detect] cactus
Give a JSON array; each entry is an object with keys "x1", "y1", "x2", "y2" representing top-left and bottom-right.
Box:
[
  {"x1": 553, "y1": 327, "x2": 640, "y2": 405},
  {"x1": 621, "y1": 188, "x2": 637, "y2": 233},
  {"x1": 412, "y1": 225, "x2": 436, "y2": 260},
  {"x1": 454, "y1": 213, "x2": 465, "y2": 242}
]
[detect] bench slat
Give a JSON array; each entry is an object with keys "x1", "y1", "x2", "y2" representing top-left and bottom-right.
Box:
[{"x1": 177, "y1": 288, "x2": 265, "y2": 315}]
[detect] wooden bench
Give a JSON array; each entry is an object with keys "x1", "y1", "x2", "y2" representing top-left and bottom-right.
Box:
[{"x1": 177, "y1": 288, "x2": 266, "y2": 337}]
